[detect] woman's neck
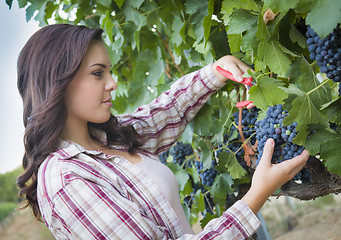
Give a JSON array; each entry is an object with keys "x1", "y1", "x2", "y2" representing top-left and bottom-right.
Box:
[{"x1": 59, "y1": 119, "x2": 99, "y2": 150}]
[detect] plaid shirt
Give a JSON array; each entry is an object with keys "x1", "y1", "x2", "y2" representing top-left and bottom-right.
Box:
[{"x1": 37, "y1": 64, "x2": 260, "y2": 239}]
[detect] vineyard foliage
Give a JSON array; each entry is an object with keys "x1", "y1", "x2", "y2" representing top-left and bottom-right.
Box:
[{"x1": 7, "y1": 0, "x2": 341, "y2": 227}]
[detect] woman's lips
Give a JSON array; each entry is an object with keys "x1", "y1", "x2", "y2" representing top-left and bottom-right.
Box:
[{"x1": 102, "y1": 97, "x2": 112, "y2": 106}]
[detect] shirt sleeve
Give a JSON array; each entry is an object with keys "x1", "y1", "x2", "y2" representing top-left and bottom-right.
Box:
[
  {"x1": 50, "y1": 178, "x2": 260, "y2": 240},
  {"x1": 116, "y1": 63, "x2": 225, "y2": 155}
]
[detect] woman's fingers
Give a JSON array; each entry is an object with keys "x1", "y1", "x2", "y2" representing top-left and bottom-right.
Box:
[
  {"x1": 279, "y1": 150, "x2": 310, "y2": 176},
  {"x1": 259, "y1": 138, "x2": 275, "y2": 167}
]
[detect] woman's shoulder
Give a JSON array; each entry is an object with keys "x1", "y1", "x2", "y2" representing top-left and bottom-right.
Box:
[{"x1": 36, "y1": 144, "x2": 105, "y2": 198}]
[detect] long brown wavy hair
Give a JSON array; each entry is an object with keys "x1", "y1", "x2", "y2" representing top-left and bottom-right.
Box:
[{"x1": 17, "y1": 24, "x2": 145, "y2": 220}]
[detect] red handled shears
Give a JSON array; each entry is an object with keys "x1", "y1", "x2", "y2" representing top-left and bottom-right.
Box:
[{"x1": 216, "y1": 66, "x2": 253, "y2": 108}]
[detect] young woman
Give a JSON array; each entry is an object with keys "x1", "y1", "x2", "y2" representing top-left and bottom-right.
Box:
[{"x1": 17, "y1": 24, "x2": 309, "y2": 239}]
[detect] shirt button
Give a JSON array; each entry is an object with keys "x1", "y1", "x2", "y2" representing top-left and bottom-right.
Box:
[{"x1": 113, "y1": 158, "x2": 120, "y2": 163}]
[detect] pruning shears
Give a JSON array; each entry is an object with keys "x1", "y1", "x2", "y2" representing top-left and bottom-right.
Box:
[{"x1": 216, "y1": 66, "x2": 253, "y2": 108}]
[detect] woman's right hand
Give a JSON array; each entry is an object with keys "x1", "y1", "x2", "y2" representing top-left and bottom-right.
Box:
[{"x1": 241, "y1": 138, "x2": 310, "y2": 214}]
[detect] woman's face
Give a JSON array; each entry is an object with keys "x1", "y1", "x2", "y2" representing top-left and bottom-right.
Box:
[{"x1": 64, "y1": 40, "x2": 117, "y2": 124}]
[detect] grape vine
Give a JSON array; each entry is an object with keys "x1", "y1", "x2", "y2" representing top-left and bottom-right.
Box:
[{"x1": 9, "y1": 0, "x2": 341, "y2": 229}]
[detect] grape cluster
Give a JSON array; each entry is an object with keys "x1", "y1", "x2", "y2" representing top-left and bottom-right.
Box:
[
  {"x1": 306, "y1": 26, "x2": 341, "y2": 88},
  {"x1": 215, "y1": 108, "x2": 259, "y2": 169},
  {"x1": 232, "y1": 108, "x2": 259, "y2": 144},
  {"x1": 158, "y1": 149, "x2": 170, "y2": 164},
  {"x1": 194, "y1": 160, "x2": 218, "y2": 187},
  {"x1": 169, "y1": 141, "x2": 193, "y2": 168},
  {"x1": 255, "y1": 104, "x2": 311, "y2": 182}
]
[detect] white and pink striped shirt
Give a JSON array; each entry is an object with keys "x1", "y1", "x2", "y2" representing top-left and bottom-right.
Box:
[{"x1": 37, "y1": 64, "x2": 260, "y2": 239}]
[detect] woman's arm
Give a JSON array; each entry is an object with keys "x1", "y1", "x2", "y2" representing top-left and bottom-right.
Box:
[{"x1": 117, "y1": 56, "x2": 251, "y2": 155}]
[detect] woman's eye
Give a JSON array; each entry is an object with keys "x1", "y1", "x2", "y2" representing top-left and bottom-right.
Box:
[{"x1": 92, "y1": 71, "x2": 104, "y2": 77}]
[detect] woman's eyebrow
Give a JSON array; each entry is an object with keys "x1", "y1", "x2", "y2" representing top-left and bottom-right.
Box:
[
  {"x1": 90, "y1": 63, "x2": 107, "y2": 68},
  {"x1": 89, "y1": 63, "x2": 113, "y2": 68}
]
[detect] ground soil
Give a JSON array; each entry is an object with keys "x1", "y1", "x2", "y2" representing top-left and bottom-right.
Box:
[{"x1": 0, "y1": 195, "x2": 340, "y2": 240}]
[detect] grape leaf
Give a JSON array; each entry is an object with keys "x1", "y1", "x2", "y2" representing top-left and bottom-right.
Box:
[
  {"x1": 185, "y1": 0, "x2": 208, "y2": 43},
  {"x1": 174, "y1": 165, "x2": 190, "y2": 191},
  {"x1": 181, "y1": 123, "x2": 194, "y2": 144},
  {"x1": 291, "y1": 58, "x2": 332, "y2": 108},
  {"x1": 192, "y1": 105, "x2": 214, "y2": 136},
  {"x1": 249, "y1": 75, "x2": 289, "y2": 111},
  {"x1": 216, "y1": 151, "x2": 246, "y2": 179},
  {"x1": 228, "y1": 34, "x2": 242, "y2": 52},
  {"x1": 18, "y1": 0, "x2": 28, "y2": 8},
  {"x1": 289, "y1": 23, "x2": 307, "y2": 48},
  {"x1": 5, "y1": 0, "x2": 13, "y2": 9},
  {"x1": 283, "y1": 94, "x2": 326, "y2": 144},
  {"x1": 210, "y1": 173, "x2": 234, "y2": 206},
  {"x1": 171, "y1": 15, "x2": 185, "y2": 47},
  {"x1": 221, "y1": 0, "x2": 259, "y2": 25},
  {"x1": 226, "y1": 9, "x2": 258, "y2": 34},
  {"x1": 305, "y1": 124, "x2": 338, "y2": 155},
  {"x1": 262, "y1": 0, "x2": 298, "y2": 13},
  {"x1": 99, "y1": 0, "x2": 113, "y2": 8},
  {"x1": 198, "y1": 139, "x2": 213, "y2": 171},
  {"x1": 320, "y1": 136, "x2": 341, "y2": 176},
  {"x1": 306, "y1": 0, "x2": 341, "y2": 39},
  {"x1": 203, "y1": 0, "x2": 214, "y2": 45},
  {"x1": 193, "y1": 191, "x2": 206, "y2": 213},
  {"x1": 128, "y1": 0, "x2": 143, "y2": 9},
  {"x1": 114, "y1": 0, "x2": 125, "y2": 8},
  {"x1": 241, "y1": 27, "x2": 259, "y2": 51},
  {"x1": 257, "y1": 39, "x2": 291, "y2": 76},
  {"x1": 320, "y1": 98, "x2": 341, "y2": 123}
]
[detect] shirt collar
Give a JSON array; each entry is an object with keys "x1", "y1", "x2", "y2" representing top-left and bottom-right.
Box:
[{"x1": 54, "y1": 127, "x2": 108, "y2": 160}]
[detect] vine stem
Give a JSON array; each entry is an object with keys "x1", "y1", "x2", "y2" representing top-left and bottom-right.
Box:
[
  {"x1": 306, "y1": 79, "x2": 330, "y2": 95},
  {"x1": 256, "y1": 71, "x2": 272, "y2": 80},
  {"x1": 153, "y1": 26, "x2": 184, "y2": 76}
]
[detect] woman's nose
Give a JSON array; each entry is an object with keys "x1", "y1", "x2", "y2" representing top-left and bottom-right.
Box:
[{"x1": 106, "y1": 74, "x2": 117, "y2": 91}]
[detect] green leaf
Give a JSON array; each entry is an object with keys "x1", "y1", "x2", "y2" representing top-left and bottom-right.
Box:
[
  {"x1": 305, "y1": 124, "x2": 338, "y2": 155},
  {"x1": 181, "y1": 123, "x2": 194, "y2": 144},
  {"x1": 320, "y1": 98, "x2": 341, "y2": 123},
  {"x1": 221, "y1": 0, "x2": 259, "y2": 25},
  {"x1": 228, "y1": 34, "x2": 242, "y2": 53},
  {"x1": 188, "y1": 166, "x2": 201, "y2": 184},
  {"x1": 18, "y1": 0, "x2": 28, "y2": 8},
  {"x1": 192, "y1": 104, "x2": 214, "y2": 136},
  {"x1": 99, "y1": 0, "x2": 112, "y2": 8},
  {"x1": 249, "y1": 75, "x2": 289, "y2": 111},
  {"x1": 226, "y1": 9, "x2": 258, "y2": 34},
  {"x1": 128, "y1": 0, "x2": 144, "y2": 9},
  {"x1": 210, "y1": 173, "x2": 234, "y2": 205},
  {"x1": 193, "y1": 191, "x2": 206, "y2": 213},
  {"x1": 216, "y1": 151, "x2": 246, "y2": 179},
  {"x1": 288, "y1": 57, "x2": 332, "y2": 108},
  {"x1": 283, "y1": 94, "x2": 326, "y2": 144},
  {"x1": 100, "y1": 12, "x2": 114, "y2": 42},
  {"x1": 241, "y1": 27, "x2": 259, "y2": 51},
  {"x1": 262, "y1": 0, "x2": 298, "y2": 13},
  {"x1": 289, "y1": 23, "x2": 307, "y2": 48},
  {"x1": 114, "y1": 0, "x2": 125, "y2": 8},
  {"x1": 171, "y1": 15, "x2": 185, "y2": 47},
  {"x1": 203, "y1": 0, "x2": 214, "y2": 44},
  {"x1": 174, "y1": 166, "x2": 190, "y2": 191},
  {"x1": 320, "y1": 136, "x2": 341, "y2": 176},
  {"x1": 186, "y1": 0, "x2": 208, "y2": 44},
  {"x1": 305, "y1": 0, "x2": 341, "y2": 39},
  {"x1": 198, "y1": 139, "x2": 212, "y2": 171},
  {"x1": 257, "y1": 39, "x2": 291, "y2": 76},
  {"x1": 5, "y1": 0, "x2": 13, "y2": 9}
]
